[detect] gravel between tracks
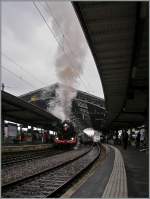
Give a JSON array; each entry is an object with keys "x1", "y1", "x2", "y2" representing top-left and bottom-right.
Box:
[
  {"x1": 2, "y1": 148, "x2": 67, "y2": 167},
  {"x1": 2, "y1": 147, "x2": 90, "y2": 186},
  {"x1": 2, "y1": 146, "x2": 99, "y2": 198}
]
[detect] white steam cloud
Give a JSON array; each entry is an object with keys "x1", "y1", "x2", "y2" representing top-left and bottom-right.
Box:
[
  {"x1": 42, "y1": 2, "x2": 87, "y2": 121},
  {"x1": 48, "y1": 84, "x2": 77, "y2": 121}
]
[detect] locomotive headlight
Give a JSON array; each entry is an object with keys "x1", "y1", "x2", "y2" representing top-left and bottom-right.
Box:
[
  {"x1": 55, "y1": 137, "x2": 59, "y2": 140},
  {"x1": 71, "y1": 137, "x2": 74, "y2": 140}
]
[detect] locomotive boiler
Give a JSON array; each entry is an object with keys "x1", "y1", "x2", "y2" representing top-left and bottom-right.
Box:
[{"x1": 54, "y1": 120, "x2": 77, "y2": 147}]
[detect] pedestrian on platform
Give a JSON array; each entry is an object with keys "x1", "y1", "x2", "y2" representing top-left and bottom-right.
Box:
[
  {"x1": 105, "y1": 135, "x2": 108, "y2": 143},
  {"x1": 136, "y1": 131, "x2": 141, "y2": 149},
  {"x1": 113, "y1": 134, "x2": 116, "y2": 145},
  {"x1": 122, "y1": 129, "x2": 128, "y2": 150},
  {"x1": 140, "y1": 132, "x2": 145, "y2": 145},
  {"x1": 115, "y1": 131, "x2": 119, "y2": 145},
  {"x1": 44, "y1": 131, "x2": 49, "y2": 143}
]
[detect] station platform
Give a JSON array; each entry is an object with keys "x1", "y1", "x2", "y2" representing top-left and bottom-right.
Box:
[
  {"x1": 2, "y1": 143, "x2": 53, "y2": 153},
  {"x1": 63, "y1": 144, "x2": 149, "y2": 198},
  {"x1": 116, "y1": 145, "x2": 149, "y2": 198}
]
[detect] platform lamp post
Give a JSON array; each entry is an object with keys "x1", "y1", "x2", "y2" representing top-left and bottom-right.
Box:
[
  {"x1": 1, "y1": 84, "x2": 5, "y2": 144},
  {"x1": 144, "y1": 123, "x2": 148, "y2": 147},
  {"x1": 31, "y1": 126, "x2": 33, "y2": 132},
  {"x1": 2, "y1": 83, "x2": 5, "y2": 91},
  {"x1": 20, "y1": 124, "x2": 23, "y2": 143},
  {"x1": 145, "y1": 107, "x2": 148, "y2": 147},
  {"x1": 1, "y1": 115, "x2": 5, "y2": 144},
  {"x1": 30, "y1": 126, "x2": 34, "y2": 143}
]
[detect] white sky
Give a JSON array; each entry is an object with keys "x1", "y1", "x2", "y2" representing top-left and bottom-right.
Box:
[{"x1": 1, "y1": 1, "x2": 104, "y2": 99}]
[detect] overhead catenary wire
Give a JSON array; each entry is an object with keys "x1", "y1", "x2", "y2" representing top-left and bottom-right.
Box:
[
  {"x1": 44, "y1": 1, "x2": 95, "y2": 93},
  {"x1": 44, "y1": 1, "x2": 91, "y2": 93},
  {"x1": 1, "y1": 52, "x2": 46, "y2": 87},
  {"x1": 1, "y1": 84, "x2": 17, "y2": 89},
  {"x1": 33, "y1": 1, "x2": 90, "y2": 93},
  {"x1": 1, "y1": 65, "x2": 36, "y2": 89},
  {"x1": 45, "y1": 1, "x2": 81, "y2": 59}
]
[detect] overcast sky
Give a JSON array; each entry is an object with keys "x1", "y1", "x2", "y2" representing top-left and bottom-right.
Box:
[{"x1": 1, "y1": 1, "x2": 104, "y2": 99}]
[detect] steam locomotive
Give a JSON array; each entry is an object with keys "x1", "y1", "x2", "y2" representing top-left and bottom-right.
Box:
[{"x1": 54, "y1": 120, "x2": 77, "y2": 147}]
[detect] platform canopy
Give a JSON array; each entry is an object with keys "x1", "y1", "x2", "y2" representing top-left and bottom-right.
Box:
[
  {"x1": 2, "y1": 91, "x2": 61, "y2": 130},
  {"x1": 73, "y1": 2, "x2": 148, "y2": 130}
]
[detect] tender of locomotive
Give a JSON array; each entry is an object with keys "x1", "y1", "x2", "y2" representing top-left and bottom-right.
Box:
[{"x1": 54, "y1": 120, "x2": 77, "y2": 147}]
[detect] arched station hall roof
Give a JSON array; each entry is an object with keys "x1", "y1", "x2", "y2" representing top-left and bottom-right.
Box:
[{"x1": 73, "y1": 2, "x2": 148, "y2": 130}]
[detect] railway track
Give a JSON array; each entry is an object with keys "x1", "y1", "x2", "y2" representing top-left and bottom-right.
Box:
[
  {"x1": 2, "y1": 144, "x2": 100, "y2": 198},
  {"x1": 2, "y1": 148, "x2": 69, "y2": 167}
]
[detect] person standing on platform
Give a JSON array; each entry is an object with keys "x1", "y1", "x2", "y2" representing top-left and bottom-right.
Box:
[
  {"x1": 115, "y1": 131, "x2": 119, "y2": 145},
  {"x1": 44, "y1": 131, "x2": 49, "y2": 143},
  {"x1": 105, "y1": 135, "x2": 108, "y2": 144},
  {"x1": 113, "y1": 133, "x2": 116, "y2": 145},
  {"x1": 136, "y1": 131, "x2": 141, "y2": 149},
  {"x1": 122, "y1": 129, "x2": 128, "y2": 150}
]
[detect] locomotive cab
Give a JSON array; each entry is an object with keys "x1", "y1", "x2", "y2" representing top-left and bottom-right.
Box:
[{"x1": 54, "y1": 120, "x2": 77, "y2": 146}]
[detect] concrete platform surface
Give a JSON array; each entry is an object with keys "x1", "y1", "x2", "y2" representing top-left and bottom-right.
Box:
[
  {"x1": 63, "y1": 144, "x2": 148, "y2": 198},
  {"x1": 70, "y1": 145, "x2": 115, "y2": 198},
  {"x1": 116, "y1": 145, "x2": 149, "y2": 198}
]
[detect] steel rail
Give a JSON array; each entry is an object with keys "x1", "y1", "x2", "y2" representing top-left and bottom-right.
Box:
[
  {"x1": 2, "y1": 148, "x2": 69, "y2": 167},
  {"x1": 2, "y1": 145, "x2": 100, "y2": 198}
]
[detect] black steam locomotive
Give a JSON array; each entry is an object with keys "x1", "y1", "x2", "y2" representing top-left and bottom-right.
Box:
[{"x1": 54, "y1": 120, "x2": 77, "y2": 147}]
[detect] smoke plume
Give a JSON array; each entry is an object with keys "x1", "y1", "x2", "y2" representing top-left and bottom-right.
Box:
[{"x1": 43, "y1": 2, "x2": 87, "y2": 121}]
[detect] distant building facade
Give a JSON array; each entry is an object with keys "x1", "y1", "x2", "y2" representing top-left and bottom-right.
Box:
[{"x1": 20, "y1": 83, "x2": 105, "y2": 132}]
